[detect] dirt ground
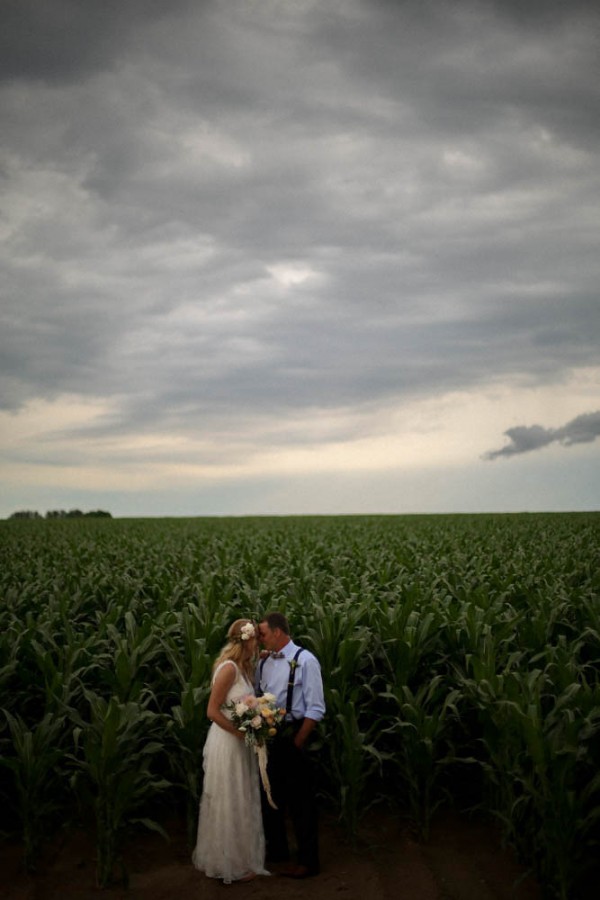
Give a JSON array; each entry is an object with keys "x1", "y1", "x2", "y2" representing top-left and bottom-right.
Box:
[{"x1": 0, "y1": 807, "x2": 541, "y2": 900}]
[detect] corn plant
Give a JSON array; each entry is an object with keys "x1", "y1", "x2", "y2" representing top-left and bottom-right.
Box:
[
  {"x1": 101, "y1": 613, "x2": 163, "y2": 702},
  {"x1": 461, "y1": 663, "x2": 600, "y2": 899},
  {"x1": 0, "y1": 619, "x2": 24, "y2": 717},
  {"x1": 300, "y1": 603, "x2": 373, "y2": 696},
  {"x1": 166, "y1": 685, "x2": 211, "y2": 845},
  {"x1": 67, "y1": 690, "x2": 170, "y2": 888},
  {"x1": 320, "y1": 687, "x2": 388, "y2": 841},
  {"x1": 373, "y1": 597, "x2": 443, "y2": 689},
  {"x1": 301, "y1": 608, "x2": 385, "y2": 836},
  {"x1": 382, "y1": 676, "x2": 462, "y2": 839},
  {"x1": 0, "y1": 710, "x2": 67, "y2": 871}
]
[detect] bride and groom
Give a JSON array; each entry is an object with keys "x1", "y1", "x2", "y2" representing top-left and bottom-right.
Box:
[{"x1": 192, "y1": 611, "x2": 326, "y2": 884}]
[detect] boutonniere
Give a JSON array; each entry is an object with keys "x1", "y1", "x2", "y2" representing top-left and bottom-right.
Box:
[{"x1": 289, "y1": 659, "x2": 300, "y2": 671}]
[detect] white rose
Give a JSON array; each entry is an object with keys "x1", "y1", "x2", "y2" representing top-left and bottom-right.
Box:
[{"x1": 235, "y1": 702, "x2": 249, "y2": 716}]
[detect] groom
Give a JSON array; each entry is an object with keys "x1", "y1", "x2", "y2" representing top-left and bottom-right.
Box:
[{"x1": 257, "y1": 611, "x2": 325, "y2": 879}]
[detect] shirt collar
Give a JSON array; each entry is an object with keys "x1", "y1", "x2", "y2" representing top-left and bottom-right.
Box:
[{"x1": 280, "y1": 639, "x2": 299, "y2": 660}]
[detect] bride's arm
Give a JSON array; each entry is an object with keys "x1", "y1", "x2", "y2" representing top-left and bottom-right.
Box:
[{"x1": 207, "y1": 662, "x2": 245, "y2": 739}]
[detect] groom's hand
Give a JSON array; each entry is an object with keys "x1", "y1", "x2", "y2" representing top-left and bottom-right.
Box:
[{"x1": 293, "y1": 717, "x2": 316, "y2": 750}]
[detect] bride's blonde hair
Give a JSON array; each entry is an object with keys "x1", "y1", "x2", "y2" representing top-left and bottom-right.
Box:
[{"x1": 213, "y1": 618, "x2": 257, "y2": 683}]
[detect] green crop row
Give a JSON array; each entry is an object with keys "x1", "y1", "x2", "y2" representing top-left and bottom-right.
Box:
[{"x1": 1, "y1": 513, "x2": 599, "y2": 896}]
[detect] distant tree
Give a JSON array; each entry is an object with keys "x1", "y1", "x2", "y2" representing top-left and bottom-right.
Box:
[
  {"x1": 8, "y1": 509, "x2": 113, "y2": 521},
  {"x1": 9, "y1": 510, "x2": 42, "y2": 519},
  {"x1": 44, "y1": 509, "x2": 112, "y2": 519}
]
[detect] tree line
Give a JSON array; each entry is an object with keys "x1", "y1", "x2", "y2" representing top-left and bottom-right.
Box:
[{"x1": 8, "y1": 509, "x2": 112, "y2": 520}]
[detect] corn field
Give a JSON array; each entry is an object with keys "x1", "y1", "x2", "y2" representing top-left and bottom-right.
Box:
[{"x1": 1, "y1": 512, "x2": 599, "y2": 897}]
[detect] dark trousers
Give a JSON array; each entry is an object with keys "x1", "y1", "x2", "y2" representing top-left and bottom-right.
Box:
[{"x1": 261, "y1": 725, "x2": 319, "y2": 874}]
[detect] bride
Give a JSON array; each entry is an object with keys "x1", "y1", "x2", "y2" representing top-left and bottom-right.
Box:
[{"x1": 192, "y1": 618, "x2": 269, "y2": 884}]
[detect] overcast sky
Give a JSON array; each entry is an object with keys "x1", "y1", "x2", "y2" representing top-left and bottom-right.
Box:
[{"x1": 1, "y1": 0, "x2": 599, "y2": 518}]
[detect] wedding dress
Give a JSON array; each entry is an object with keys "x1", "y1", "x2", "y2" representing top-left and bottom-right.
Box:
[{"x1": 192, "y1": 660, "x2": 269, "y2": 883}]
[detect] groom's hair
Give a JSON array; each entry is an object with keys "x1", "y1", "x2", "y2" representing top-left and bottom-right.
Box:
[{"x1": 262, "y1": 611, "x2": 290, "y2": 635}]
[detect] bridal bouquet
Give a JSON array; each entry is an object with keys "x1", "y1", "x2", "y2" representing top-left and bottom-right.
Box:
[
  {"x1": 225, "y1": 693, "x2": 286, "y2": 809},
  {"x1": 226, "y1": 692, "x2": 286, "y2": 748}
]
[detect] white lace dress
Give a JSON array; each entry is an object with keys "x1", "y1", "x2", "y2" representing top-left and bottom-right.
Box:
[{"x1": 192, "y1": 661, "x2": 269, "y2": 883}]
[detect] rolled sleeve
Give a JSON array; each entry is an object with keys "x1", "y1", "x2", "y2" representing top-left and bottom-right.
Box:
[{"x1": 301, "y1": 654, "x2": 326, "y2": 722}]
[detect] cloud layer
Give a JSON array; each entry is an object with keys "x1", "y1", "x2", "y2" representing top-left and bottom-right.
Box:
[{"x1": 1, "y1": 0, "x2": 599, "y2": 514}]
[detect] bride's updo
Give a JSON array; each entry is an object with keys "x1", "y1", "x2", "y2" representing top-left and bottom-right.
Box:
[{"x1": 213, "y1": 618, "x2": 257, "y2": 682}]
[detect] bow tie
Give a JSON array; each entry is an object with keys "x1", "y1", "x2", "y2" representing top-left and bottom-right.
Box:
[{"x1": 270, "y1": 652, "x2": 286, "y2": 659}]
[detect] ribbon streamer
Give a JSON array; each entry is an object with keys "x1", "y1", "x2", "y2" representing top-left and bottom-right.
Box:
[{"x1": 256, "y1": 744, "x2": 277, "y2": 809}]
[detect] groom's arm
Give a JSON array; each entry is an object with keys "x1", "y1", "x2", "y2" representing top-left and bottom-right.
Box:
[
  {"x1": 293, "y1": 716, "x2": 317, "y2": 749},
  {"x1": 294, "y1": 655, "x2": 325, "y2": 748}
]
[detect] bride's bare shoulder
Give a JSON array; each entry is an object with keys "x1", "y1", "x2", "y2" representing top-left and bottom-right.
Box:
[{"x1": 212, "y1": 659, "x2": 238, "y2": 684}]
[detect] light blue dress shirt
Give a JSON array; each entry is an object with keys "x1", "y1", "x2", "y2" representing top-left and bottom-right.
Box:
[{"x1": 256, "y1": 640, "x2": 326, "y2": 722}]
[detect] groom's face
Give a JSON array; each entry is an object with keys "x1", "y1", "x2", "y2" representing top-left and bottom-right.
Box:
[{"x1": 258, "y1": 621, "x2": 278, "y2": 651}]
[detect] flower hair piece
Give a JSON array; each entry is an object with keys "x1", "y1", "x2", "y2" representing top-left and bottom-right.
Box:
[{"x1": 237, "y1": 622, "x2": 256, "y2": 642}]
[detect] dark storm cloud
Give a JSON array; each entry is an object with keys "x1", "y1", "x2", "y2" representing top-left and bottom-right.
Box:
[
  {"x1": 484, "y1": 411, "x2": 600, "y2": 459},
  {"x1": 1, "y1": 0, "x2": 599, "y2": 455},
  {"x1": 0, "y1": 0, "x2": 195, "y2": 83}
]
